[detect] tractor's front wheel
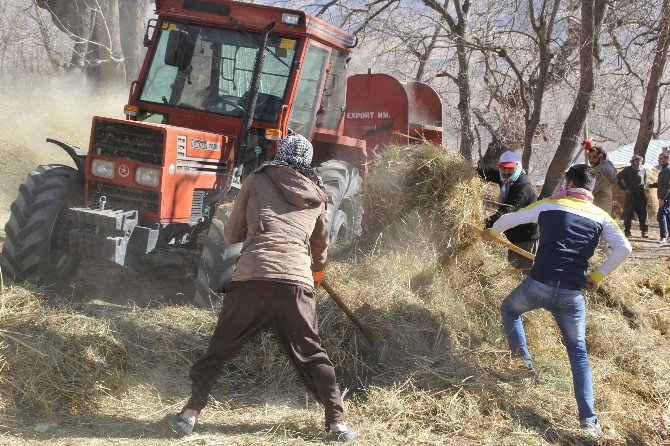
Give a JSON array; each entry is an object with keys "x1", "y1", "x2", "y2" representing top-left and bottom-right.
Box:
[
  {"x1": 193, "y1": 208, "x2": 242, "y2": 308},
  {"x1": 1, "y1": 164, "x2": 83, "y2": 290}
]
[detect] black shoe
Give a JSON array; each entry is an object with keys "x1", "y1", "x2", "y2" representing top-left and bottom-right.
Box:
[
  {"x1": 329, "y1": 423, "x2": 359, "y2": 442},
  {"x1": 624, "y1": 230, "x2": 632, "y2": 238},
  {"x1": 641, "y1": 231, "x2": 649, "y2": 239},
  {"x1": 166, "y1": 413, "x2": 195, "y2": 437}
]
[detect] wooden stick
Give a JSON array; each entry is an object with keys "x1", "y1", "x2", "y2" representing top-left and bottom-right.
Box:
[
  {"x1": 467, "y1": 223, "x2": 536, "y2": 261},
  {"x1": 320, "y1": 280, "x2": 375, "y2": 345}
]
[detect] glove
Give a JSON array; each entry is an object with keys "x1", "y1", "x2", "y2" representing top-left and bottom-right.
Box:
[{"x1": 312, "y1": 270, "x2": 325, "y2": 285}]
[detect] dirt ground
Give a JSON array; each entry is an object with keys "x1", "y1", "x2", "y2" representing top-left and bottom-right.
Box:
[{"x1": 625, "y1": 220, "x2": 670, "y2": 263}]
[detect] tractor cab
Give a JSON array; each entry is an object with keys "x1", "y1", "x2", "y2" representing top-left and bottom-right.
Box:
[{"x1": 122, "y1": 0, "x2": 356, "y2": 179}]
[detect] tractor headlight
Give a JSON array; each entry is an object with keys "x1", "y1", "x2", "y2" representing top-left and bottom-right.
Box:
[
  {"x1": 281, "y1": 13, "x2": 300, "y2": 25},
  {"x1": 135, "y1": 167, "x2": 160, "y2": 188},
  {"x1": 91, "y1": 159, "x2": 114, "y2": 179}
]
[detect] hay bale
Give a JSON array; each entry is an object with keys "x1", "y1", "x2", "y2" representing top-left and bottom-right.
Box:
[
  {"x1": 362, "y1": 143, "x2": 484, "y2": 262},
  {"x1": 0, "y1": 286, "x2": 128, "y2": 417}
]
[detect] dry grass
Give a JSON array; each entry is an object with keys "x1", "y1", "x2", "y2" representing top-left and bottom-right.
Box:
[
  {"x1": 1, "y1": 143, "x2": 669, "y2": 445},
  {"x1": 0, "y1": 287, "x2": 127, "y2": 417}
]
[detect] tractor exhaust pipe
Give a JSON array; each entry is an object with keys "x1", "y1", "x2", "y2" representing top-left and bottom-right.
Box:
[{"x1": 235, "y1": 21, "x2": 276, "y2": 170}]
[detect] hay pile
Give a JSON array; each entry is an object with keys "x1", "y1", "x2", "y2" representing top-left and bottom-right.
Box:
[
  {"x1": 1, "y1": 143, "x2": 669, "y2": 444},
  {"x1": 362, "y1": 144, "x2": 484, "y2": 262},
  {"x1": 0, "y1": 287, "x2": 128, "y2": 417}
]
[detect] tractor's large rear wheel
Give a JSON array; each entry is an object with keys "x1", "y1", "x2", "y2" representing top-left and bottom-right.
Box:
[
  {"x1": 1, "y1": 164, "x2": 83, "y2": 290},
  {"x1": 316, "y1": 160, "x2": 363, "y2": 244},
  {"x1": 193, "y1": 207, "x2": 242, "y2": 308}
]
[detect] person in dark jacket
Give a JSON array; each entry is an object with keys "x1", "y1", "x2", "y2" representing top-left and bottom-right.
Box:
[
  {"x1": 650, "y1": 151, "x2": 670, "y2": 244},
  {"x1": 616, "y1": 154, "x2": 648, "y2": 238},
  {"x1": 476, "y1": 151, "x2": 539, "y2": 272},
  {"x1": 166, "y1": 134, "x2": 357, "y2": 443}
]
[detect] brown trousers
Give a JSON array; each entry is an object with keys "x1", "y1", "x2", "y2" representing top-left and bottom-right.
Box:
[{"x1": 185, "y1": 280, "x2": 345, "y2": 425}]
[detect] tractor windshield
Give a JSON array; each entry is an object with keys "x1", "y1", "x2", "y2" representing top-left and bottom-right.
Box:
[{"x1": 140, "y1": 21, "x2": 297, "y2": 123}]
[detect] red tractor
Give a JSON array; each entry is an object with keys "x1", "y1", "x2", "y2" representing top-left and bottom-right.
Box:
[{"x1": 1, "y1": 0, "x2": 442, "y2": 307}]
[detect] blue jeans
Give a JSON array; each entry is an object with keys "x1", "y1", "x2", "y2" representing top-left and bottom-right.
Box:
[
  {"x1": 658, "y1": 199, "x2": 670, "y2": 239},
  {"x1": 500, "y1": 277, "x2": 598, "y2": 424}
]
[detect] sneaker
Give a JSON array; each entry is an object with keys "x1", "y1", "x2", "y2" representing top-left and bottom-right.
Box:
[
  {"x1": 580, "y1": 420, "x2": 603, "y2": 438},
  {"x1": 624, "y1": 230, "x2": 632, "y2": 238},
  {"x1": 641, "y1": 231, "x2": 649, "y2": 239},
  {"x1": 660, "y1": 238, "x2": 667, "y2": 245},
  {"x1": 166, "y1": 412, "x2": 196, "y2": 436},
  {"x1": 329, "y1": 422, "x2": 359, "y2": 442}
]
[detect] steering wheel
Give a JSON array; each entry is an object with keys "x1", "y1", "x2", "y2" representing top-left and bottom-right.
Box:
[{"x1": 203, "y1": 95, "x2": 245, "y2": 114}]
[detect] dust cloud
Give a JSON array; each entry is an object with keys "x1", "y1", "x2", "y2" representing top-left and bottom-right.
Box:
[
  {"x1": 0, "y1": 74, "x2": 194, "y2": 306},
  {"x1": 0, "y1": 73, "x2": 127, "y2": 164}
]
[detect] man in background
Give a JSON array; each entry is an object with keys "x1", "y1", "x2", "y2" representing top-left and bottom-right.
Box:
[
  {"x1": 476, "y1": 151, "x2": 539, "y2": 273},
  {"x1": 616, "y1": 155, "x2": 648, "y2": 238},
  {"x1": 585, "y1": 140, "x2": 617, "y2": 216},
  {"x1": 650, "y1": 151, "x2": 670, "y2": 244}
]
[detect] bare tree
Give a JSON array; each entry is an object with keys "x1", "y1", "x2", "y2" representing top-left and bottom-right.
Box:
[
  {"x1": 521, "y1": 0, "x2": 565, "y2": 168},
  {"x1": 633, "y1": 0, "x2": 670, "y2": 158},
  {"x1": 35, "y1": 0, "x2": 150, "y2": 87},
  {"x1": 540, "y1": 0, "x2": 607, "y2": 197},
  {"x1": 423, "y1": 0, "x2": 475, "y2": 160}
]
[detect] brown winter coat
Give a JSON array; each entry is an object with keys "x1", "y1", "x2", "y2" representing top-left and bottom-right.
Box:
[
  {"x1": 224, "y1": 164, "x2": 329, "y2": 287},
  {"x1": 592, "y1": 159, "x2": 617, "y2": 216}
]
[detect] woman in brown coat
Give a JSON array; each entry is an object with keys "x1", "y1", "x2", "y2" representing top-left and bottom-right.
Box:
[{"x1": 167, "y1": 134, "x2": 357, "y2": 442}]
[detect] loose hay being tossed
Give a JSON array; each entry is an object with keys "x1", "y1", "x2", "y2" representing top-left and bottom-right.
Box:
[{"x1": 362, "y1": 143, "x2": 484, "y2": 262}]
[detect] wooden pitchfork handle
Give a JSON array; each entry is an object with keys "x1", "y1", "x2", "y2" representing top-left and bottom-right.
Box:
[
  {"x1": 467, "y1": 223, "x2": 536, "y2": 261},
  {"x1": 320, "y1": 280, "x2": 375, "y2": 345}
]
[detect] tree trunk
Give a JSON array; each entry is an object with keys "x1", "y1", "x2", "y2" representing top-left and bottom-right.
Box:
[
  {"x1": 522, "y1": 41, "x2": 550, "y2": 169},
  {"x1": 33, "y1": 3, "x2": 62, "y2": 72},
  {"x1": 522, "y1": 0, "x2": 562, "y2": 170},
  {"x1": 94, "y1": 0, "x2": 126, "y2": 89},
  {"x1": 456, "y1": 37, "x2": 475, "y2": 160},
  {"x1": 540, "y1": 0, "x2": 607, "y2": 198},
  {"x1": 633, "y1": 0, "x2": 670, "y2": 159},
  {"x1": 119, "y1": 0, "x2": 150, "y2": 84},
  {"x1": 421, "y1": 0, "x2": 474, "y2": 160}
]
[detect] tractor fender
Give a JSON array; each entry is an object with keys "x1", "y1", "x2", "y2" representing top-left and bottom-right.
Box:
[{"x1": 46, "y1": 138, "x2": 87, "y2": 174}]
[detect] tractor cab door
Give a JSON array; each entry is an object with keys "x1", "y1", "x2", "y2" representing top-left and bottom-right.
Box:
[{"x1": 288, "y1": 42, "x2": 330, "y2": 138}]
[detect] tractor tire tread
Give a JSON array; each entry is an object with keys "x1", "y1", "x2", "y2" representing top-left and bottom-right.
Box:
[
  {"x1": 1, "y1": 164, "x2": 83, "y2": 289},
  {"x1": 193, "y1": 209, "x2": 242, "y2": 308}
]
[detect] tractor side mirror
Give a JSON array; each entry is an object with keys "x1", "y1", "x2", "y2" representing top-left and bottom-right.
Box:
[
  {"x1": 144, "y1": 19, "x2": 157, "y2": 47},
  {"x1": 164, "y1": 28, "x2": 195, "y2": 69}
]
